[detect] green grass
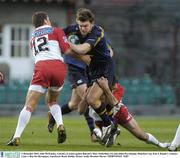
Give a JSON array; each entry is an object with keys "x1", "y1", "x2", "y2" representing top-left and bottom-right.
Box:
[{"x1": 0, "y1": 116, "x2": 179, "y2": 151}]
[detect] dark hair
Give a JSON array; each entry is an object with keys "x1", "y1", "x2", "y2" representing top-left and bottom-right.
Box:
[
  {"x1": 32, "y1": 11, "x2": 48, "y2": 28},
  {"x1": 76, "y1": 8, "x2": 94, "y2": 23}
]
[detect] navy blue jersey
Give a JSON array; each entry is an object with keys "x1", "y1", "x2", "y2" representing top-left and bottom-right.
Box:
[
  {"x1": 64, "y1": 24, "x2": 112, "y2": 65},
  {"x1": 63, "y1": 25, "x2": 86, "y2": 69},
  {"x1": 64, "y1": 24, "x2": 113, "y2": 87},
  {"x1": 84, "y1": 25, "x2": 112, "y2": 63}
]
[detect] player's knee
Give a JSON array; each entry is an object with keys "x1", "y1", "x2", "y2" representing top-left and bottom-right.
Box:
[
  {"x1": 69, "y1": 102, "x2": 78, "y2": 110},
  {"x1": 77, "y1": 108, "x2": 85, "y2": 115}
]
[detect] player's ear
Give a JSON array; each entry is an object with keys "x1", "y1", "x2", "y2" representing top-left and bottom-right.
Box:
[
  {"x1": 44, "y1": 19, "x2": 48, "y2": 25},
  {"x1": 44, "y1": 19, "x2": 51, "y2": 25},
  {"x1": 76, "y1": 18, "x2": 79, "y2": 24},
  {"x1": 91, "y1": 21, "x2": 94, "y2": 27}
]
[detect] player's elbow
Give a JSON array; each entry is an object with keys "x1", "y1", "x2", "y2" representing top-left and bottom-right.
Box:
[{"x1": 64, "y1": 48, "x2": 73, "y2": 55}]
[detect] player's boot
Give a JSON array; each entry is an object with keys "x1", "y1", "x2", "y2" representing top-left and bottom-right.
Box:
[
  {"x1": 168, "y1": 144, "x2": 177, "y2": 151},
  {"x1": 6, "y1": 137, "x2": 20, "y2": 146},
  {"x1": 158, "y1": 142, "x2": 171, "y2": 148},
  {"x1": 105, "y1": 127, "x2": 121, "y2": 147},
  {"x1": 47, "y1": 111, "x2": 56, "y2": 133},
  {"x1": 101, "y1": 122, "x2": 116, "y2": 145},
  {"x1": 57, "y1": 124, "x2": 66, "y2": 144}
]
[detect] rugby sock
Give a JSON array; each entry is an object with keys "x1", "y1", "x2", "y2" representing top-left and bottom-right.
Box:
[
  {"x1": 106, "y1": 104, "x2": 114, "y2": 119},
  {"x1": 48, "y1": 111, "x2": 55, "y2": 125},
  {"x1": 49, "y1": 104, "x2": 63, "y2": 128},
  {"x1": 146, "y1": 133, "x2": 159, "y2": 145},
  {"x1": 171, "y1": 124, "x2": 180, "y2": 147},
  {"x1": 13, "y1": 106, "x2": 32, "y2": 138},
  {"x1": 61, "y1": 103, "x2": 72, "y2": 115},
  {"x1": 84, "y1": 108, "x2": 95, "y2": 133},
  {"x1": 94, "y1": 105, "x2": 111, "y2": 127}
]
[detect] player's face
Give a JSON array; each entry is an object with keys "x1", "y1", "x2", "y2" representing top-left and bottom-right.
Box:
[{"x1": 77, "y1": 20, "x2": 93, "y2": 36}]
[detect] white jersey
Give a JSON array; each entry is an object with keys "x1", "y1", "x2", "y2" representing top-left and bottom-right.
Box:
[{"x1": 30, "y1": 25, "x2": 69, "y2": 64}]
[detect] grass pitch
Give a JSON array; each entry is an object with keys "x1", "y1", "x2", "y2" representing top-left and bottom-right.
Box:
[{"x1": 0, "y1": 115, "x2": 179, "y2": 151}]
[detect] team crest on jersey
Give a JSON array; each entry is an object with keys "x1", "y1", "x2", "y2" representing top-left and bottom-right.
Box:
[{"x1": 77, "y1": 79, "x2": 83, "y2": 84}]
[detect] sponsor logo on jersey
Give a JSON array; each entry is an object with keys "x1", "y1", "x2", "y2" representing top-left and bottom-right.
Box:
[{"x1": 33, "y1": 27, "x2": 53, "y2": 37}]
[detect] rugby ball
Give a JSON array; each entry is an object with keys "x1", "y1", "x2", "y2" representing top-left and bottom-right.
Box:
[{"x1": 68, "y1": 34, "x2": 80, "y2": 44}]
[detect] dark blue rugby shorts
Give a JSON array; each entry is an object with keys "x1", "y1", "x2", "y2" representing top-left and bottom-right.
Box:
[{"x1": 67, "y1": 64, "x2": 88, "y2": 89}]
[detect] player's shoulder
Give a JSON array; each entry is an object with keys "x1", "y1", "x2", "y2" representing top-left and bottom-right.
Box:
[
  {"x1": 64, "y1": 24, "x2": 79, "y2": 34},
  {"x1": 92, "y1": 25, "x2": 104, "y2": 36},
  {"x1": 66, "y1": 24, "x2": 78, "y2": 30}
]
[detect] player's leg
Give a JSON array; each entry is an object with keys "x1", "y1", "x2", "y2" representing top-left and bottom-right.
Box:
[
  {"x1": 47, "y1": 84, "x2": 92, "y2": 132},
  {"x1": 88, "y1": 105, "x2": 120, "y2": 145},
  {"x1": 86, "y1": 82, "x2": 116, "y2": 145},
  {"x1": 168, "y1": 124, "x2": 180, "y2": 151},
  {"x1": 83, "y1": 107, "x2": 96, "y2": 141},
  {"x1": 65, "y1": 83, "x2": 87, "y2": 112},
  {"x1": 114, "y1": 104, "x2": 169, "y2": 148},
  {"x1": 122, "y1": 118, "x2": 170, "y2": 148},
  {"x1": 62, "y1": 88, "x2": 81, "y2": 113},
  {"x1": 62, "y1": 64, "x2": 88, "y2": 114},
  {"x1": 46, "y1": 88, "x2": 66, "y2": 144},
  {"x1": 70, "y1": 84, "x2": 95, "y2": 140},
  {"x1": 7, "y1": 89, "x2": 43, "y2": 146},
  {"x1": 77, "y1": 87, "x2": 90, "y2": 114},
  {"x1": 47, "y1": 88, "x2": 81, "y2": 133}
]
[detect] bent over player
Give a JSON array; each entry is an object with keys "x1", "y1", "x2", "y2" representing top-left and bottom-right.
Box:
[{"x1": 90, "y1": 77, "x2": 170, "y2": 149}]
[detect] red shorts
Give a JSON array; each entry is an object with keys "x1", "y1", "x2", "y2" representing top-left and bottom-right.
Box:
[
  {"x1": 31, "y1": 60, "x2": 66, "y2": 88},
  {"x1": 95, "y1": 105, "x2": 132, "y2": 128},
  {"x1": 114, "y1": 105, "x2": 132, "y2": 125},
  {"x1": 113, "y1": 83, "x2": 124, "y2": 102}
]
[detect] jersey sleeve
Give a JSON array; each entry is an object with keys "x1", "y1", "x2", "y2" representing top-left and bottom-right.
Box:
[
  {"x1": 85, "y1": 26, "x2": 104, "y2": 48},
  {"x1": 54, "y1": 27, "x2": 70, "y2": 53}
]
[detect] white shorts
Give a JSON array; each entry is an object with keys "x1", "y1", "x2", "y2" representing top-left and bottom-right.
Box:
[{"x1": 29, "y1": 84, "x2": 63, "y2": 94}]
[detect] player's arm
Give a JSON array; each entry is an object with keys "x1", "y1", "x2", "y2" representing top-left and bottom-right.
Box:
[
  {"x1": 68, "y1": 42, "x2": 91, "y2": 55},
  {"x1": 97, "y1": 77, "x2": 118, "y2": 107},
  {"x1": 56, "y1": 28, "x2": 90, "y2": 61},
  {"x1": 78, "y1": 55, "x2": 91, "y2": 65},
  {"x1": 64, "y1": 48, "x2": 91, "y2": 65},
  {"x1": 68, "y1": 27, "x2": 103, "y2": 55}
]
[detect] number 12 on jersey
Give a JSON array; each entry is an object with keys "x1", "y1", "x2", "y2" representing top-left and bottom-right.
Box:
[{"x1": 32, "y1": 35, "x2": 49, "y2": 55}]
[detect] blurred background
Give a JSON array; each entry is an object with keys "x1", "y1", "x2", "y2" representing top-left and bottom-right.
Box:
[{"x1": 0, "y1": 0, "x2": 179, "y2": 116}]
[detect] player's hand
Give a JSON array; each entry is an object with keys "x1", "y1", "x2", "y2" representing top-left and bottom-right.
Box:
[
  {"x1": 114, "y1": 101, "x2": 122, "y2": 113},
  {"x1": 0, "y1": 72, "x2": 4, "y2": 84},
  {"x1": 97, "y1": 77, "x2": 109, "y2": 91}
]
